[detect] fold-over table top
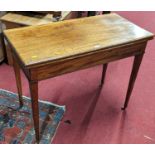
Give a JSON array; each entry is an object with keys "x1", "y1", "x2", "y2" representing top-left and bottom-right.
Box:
[{"x1": 4, "y1": 13, "x2": 154, "y2": 67}]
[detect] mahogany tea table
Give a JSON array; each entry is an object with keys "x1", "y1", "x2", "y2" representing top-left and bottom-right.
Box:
[{"x1": 3, "y1": 13, "x2": 154, "y2": 143}]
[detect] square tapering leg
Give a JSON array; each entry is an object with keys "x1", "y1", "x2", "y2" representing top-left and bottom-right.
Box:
[
  {"x1": 29, "y1": 80, "x2": 40, "y2": 143},
  {"x1": 122, "y1": 53, "x2": 144, "y2": 110}
]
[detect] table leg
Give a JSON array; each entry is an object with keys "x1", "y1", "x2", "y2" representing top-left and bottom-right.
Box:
[
  {"x1": 29, "y1": 80, "x2": 40, "y2": 143},
  {"x1": 100, "y1": 63, "x2": 108, "y2": 87},
  {"x1": 122, "y1": 53, "x2": 144, "y2": 110},
  {"x1": 13, "y1": 56, "x2": 23, "y2": 107}
]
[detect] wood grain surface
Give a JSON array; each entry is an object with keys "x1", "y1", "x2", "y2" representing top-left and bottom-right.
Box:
[
  {"x1": 5, "y1": 12, "x2": 154, "y2": 143},
  {"x1": 4, "y1": 13, "x2": 154, "y2": 68}
]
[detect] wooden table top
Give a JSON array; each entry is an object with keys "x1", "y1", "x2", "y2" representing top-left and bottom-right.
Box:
[{"x1": 4, "y1": 13, "x2": 154, "y2": 67}]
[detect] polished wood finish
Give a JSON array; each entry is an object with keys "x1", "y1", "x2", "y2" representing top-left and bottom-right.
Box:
[
  {"x1": 122, "y1": 53, "x2": 144, "y2": 110},
  {"x1": 3, "y1": 13, "x2": 154, "y2": 143},
  {"x1": 27, "y1": 42, "x2": 147, "y2": 81},
  {"x1": 4, "y1": 13, "x2": 153, "y2": 67},
  {"x1": 0, "y1": 11, "x2": 72, "y2": 65}
]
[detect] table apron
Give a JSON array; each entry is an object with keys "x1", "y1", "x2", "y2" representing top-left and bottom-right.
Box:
[{"x1": 29, "y1": 42, "x2": 147, "y2": 81}]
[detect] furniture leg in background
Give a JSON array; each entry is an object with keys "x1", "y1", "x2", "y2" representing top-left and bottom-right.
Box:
[
  {"x1": 100, "y1": 64, "x2": 108, "y2": 87},
  {"x1": 12, "y1": 55, "x2": 23, "y2": 107},
  {"x1": 0, "y1": 31, "x2": 7, "y2": 63},
  {"x1": 102, "y1": 11, "x2": 111, "y2": 14}
]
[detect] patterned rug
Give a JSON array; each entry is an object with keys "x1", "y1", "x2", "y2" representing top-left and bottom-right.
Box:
[{"x1": 0, "y1": 89, "x2": 65, "y2": 144}]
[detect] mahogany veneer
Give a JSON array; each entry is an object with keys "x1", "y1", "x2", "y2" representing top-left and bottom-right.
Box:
[{"x1": 3, "y1": 13, "x2": 154, "y2": 143}]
